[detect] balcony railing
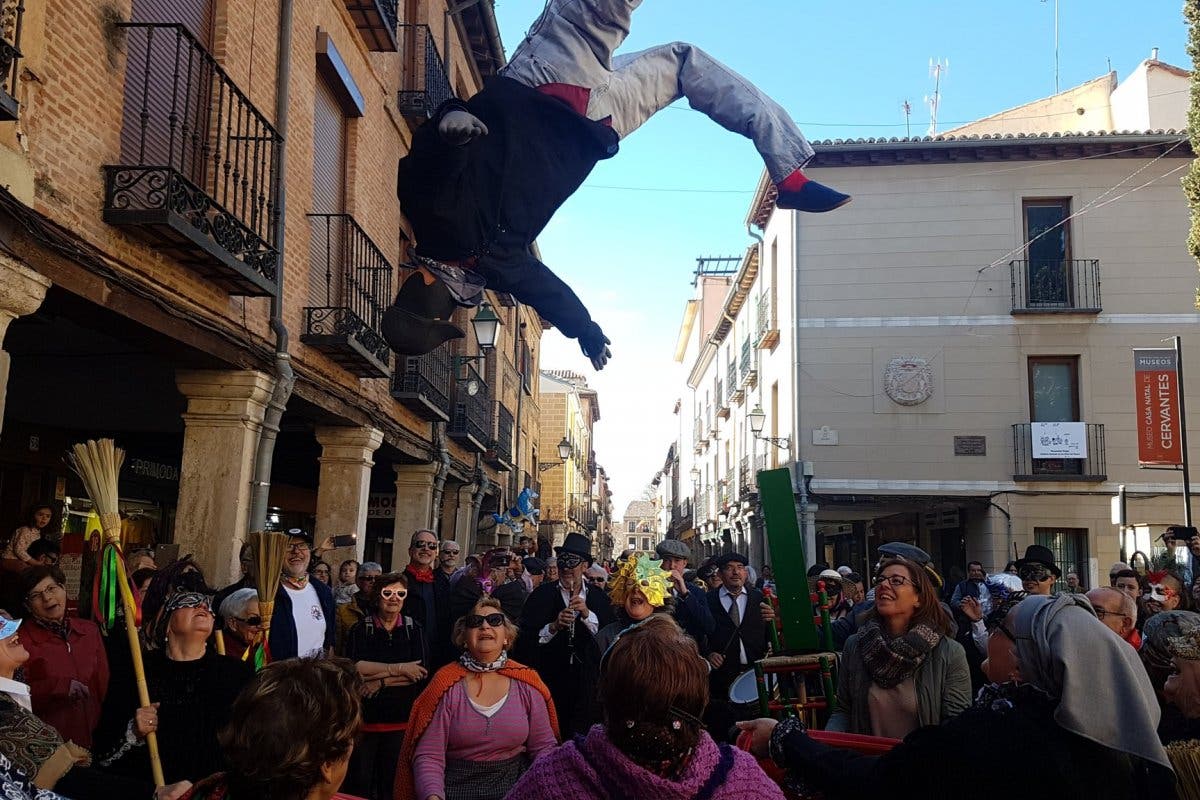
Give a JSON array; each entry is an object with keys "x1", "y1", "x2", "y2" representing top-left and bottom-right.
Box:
[
  {"x1": 671, "y1": 498, "x2": 693, "y2": 533},
  {"x1": 343, "y1": 0, "x2": 399, "y2": 51},
  {"x1": 485, "y1": 401, "x2": 514, "y2": 471},
  {"x1": 695, "y1": 488, "x2": 711, "y2": 525},
  {"x1": 391, "y1": 345, "x2": 452, "y2": 421},
  {"x1": 301, "y1": 214, "x2": 392, "y2": 377},
  {"x1": 728, "y1": 358, "x2": 743, "y2": 403},
  {"x1": 1012, "y1": 423, "x2": 1107, "y2": 482},
  {"x1": 756, "y1": 293, "x2": 779, "y2": 349},
  {"x1": 1010, "y1": 259, "x2": 1101, "y2": 314},
  {"x1": 739, "y1": 456, "x2": 755, "y2": 495},
  {"x1": 716, "y1": 379, "x2": 729, "y2": 418},
  {"x1": 449, "y1": 362, "x2": 491, "y2": 452},
  {"x1": 755, "y1": 454, "x2": 768, "y2": 474},
  {"x1": 398, "y1": 24, "x2": 453, "y2": 123},
  {"x1": 693, "y1": 417, "x2": 703, "y2": 452},
  {"x1": 105, "y1": 24, "x2": 280, "y2": 296},
  {"x1": 0, "y1": 0, "x2": 24, "y2": 120},
  {"x1": 740, "y1": 339, "x2": 757, "y2": 388}
]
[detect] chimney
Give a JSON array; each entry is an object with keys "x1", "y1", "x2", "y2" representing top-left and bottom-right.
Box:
[{"x1": 1151, "y1": 47, "x2": 1159, "y2": 61}]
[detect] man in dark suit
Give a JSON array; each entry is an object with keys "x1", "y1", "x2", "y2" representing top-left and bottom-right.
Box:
[
  {"x1": 703, "y1": 551, "x2": 775, "y2": 737},
  {"x1": 516, "y1": 532, "x2": 614, "y2": 737},
  {"x1": 400, "y1": 529, "x2": 454, "y2": 666}
]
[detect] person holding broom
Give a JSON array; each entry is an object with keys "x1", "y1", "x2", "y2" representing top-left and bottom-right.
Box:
[{"x1": 267, "y1": 529, "x2": 335, "y2": 660}]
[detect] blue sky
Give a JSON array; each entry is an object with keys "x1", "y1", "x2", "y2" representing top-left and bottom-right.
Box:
[{"x1": 491, "y1": 0, "x2": 1193, "y2": 517}]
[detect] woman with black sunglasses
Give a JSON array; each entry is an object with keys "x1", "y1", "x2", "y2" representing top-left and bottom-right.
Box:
[
  {"x1": 343, "y1": 571, "x2": 428, "y2": 800},
  {"x1": 396, "y1": 597, "x2": 559, "y2": 800}
]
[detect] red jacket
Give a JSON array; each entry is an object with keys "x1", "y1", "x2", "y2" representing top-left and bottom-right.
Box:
[{"x1": 22, "y1": 617, "x2": 109, "y2": 748}]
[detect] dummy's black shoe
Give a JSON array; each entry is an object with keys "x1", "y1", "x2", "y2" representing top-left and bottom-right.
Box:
[
  {"x1": 382, "y1": 305, "x2": 465, "y2": 356},
  {"x1": 775, "y1": 180, "x2": 852, "y2": 213}
]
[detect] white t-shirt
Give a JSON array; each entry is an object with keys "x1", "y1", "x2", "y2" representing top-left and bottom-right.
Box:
[{"x1": 285, "y1": 581, "x2": 326, "y2": 658}]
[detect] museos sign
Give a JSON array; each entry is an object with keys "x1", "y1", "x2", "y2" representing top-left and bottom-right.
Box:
[{"x1": 1133, "y1": 348, "x2": 1183, "y2": 467}]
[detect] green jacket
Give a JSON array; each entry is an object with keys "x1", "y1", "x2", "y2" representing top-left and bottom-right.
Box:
[{"x1": 827, "y1": 631, "x2": 971, "y2": 735}]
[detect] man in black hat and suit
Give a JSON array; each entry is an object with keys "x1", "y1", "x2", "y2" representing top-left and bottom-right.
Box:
[
  {"x1": 702, "y1": 552, "x2": 775, "y2": 736},
  {"x1": 515, "y1": 531, "x2": 615, "y2": 736},
  {"x1": 1015, "y1": 544, "x2": 1062, "y2": 596}
]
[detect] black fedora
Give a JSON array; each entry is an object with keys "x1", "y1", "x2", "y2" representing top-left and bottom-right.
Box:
[
  {"x1": 382, "y1": 272, "x2": 466, "y2": 356},
  {"x1": 1014, "y1": 544, "x2": 1062, "y2": 578},
  {"x1": 554, "y1": 532, "x2": 593, "y2": 561}
]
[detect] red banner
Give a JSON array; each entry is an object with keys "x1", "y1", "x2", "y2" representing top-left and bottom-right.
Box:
[{"x1": 1134, "y1": 348, "x2": 1183, "y2": 466}]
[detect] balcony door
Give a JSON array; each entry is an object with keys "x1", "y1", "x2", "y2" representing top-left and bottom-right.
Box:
[
  {"x1": 1028, "y1": 356, "x2": 1081, "y2": 476},
  {"x1": 310, "y1": 76, "x2": 348, "y2": 308},
  {"x1": 120, "y1": 0, "x2": 215, "y2": 175},
  {"x1": 1023, "y1": 198, "x2": 1073, "y2": 308}
]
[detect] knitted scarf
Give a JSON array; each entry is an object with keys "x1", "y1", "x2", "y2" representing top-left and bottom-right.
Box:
[
  {"x1": 857, "y1": 620, "x2": 940, "y2": 688},
  {"x1": 394, "y1": 660, "x2": 560, "y2": 800},
  {"x1": 405, "y1": 564, "x2": 434, "y2": 584}
]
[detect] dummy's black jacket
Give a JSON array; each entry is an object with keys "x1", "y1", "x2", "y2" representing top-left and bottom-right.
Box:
[{"x1": 397, "y1": 76, "x2": 619, "y2": 340}]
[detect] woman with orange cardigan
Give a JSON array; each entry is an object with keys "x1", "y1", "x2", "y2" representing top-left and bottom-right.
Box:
[{"x1": 396, "y1": 596, "x2": 559, "y2": 800}]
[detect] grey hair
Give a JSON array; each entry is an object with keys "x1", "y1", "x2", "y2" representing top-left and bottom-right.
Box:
[
  {"x1": 1090, "y1": 586, "x2": 1137, "y2": 619},
  {"x1": 220, "y1": 588, "x2": 259, "y2": 621},
  {"x1": 360, "y1": 561, "x2": 383, "y2": 574},
  {"x1": 440, "y1": 540, "x2": 459, "y2": 551},
  {"x1": 409, "y1": 529, "x2": 437, "y2": 547}
]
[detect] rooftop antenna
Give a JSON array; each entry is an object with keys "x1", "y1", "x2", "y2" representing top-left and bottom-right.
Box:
[
  {"x1": 925, "y1": 59, "x2": 947, "y2": 136},
  {"x1": 902, "y1": 100, "x2": 912, "y2": 138},
  {"x1": 1041, "y1": 0, "x2": 1059, "y2": 93}
]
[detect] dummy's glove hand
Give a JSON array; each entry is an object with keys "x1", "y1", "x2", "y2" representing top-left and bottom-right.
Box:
[
  {"x1": 438, "y1": 110, "x2": 489, "y2": 145},
  {"x1": 579, "y1": 322, "x2": 612, "y2": 371}
]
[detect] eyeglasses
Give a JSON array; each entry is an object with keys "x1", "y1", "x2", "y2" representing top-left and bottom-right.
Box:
[
  {"x1": 873, "y1": 573, "x2": 916, "y2": 589},
  {"x1": 358, "y1": 574, "x2": 379, "y2": 582},
  {"x1": 236, "y1": 615, "x2": 264, "y2": 626},
  {"x1": 287, "y1": 542, "x2": 310, "y2": 553},
  {"x1": 412, "y1": 541, "x2": 439, "y2": 551},
  {"x1": 588, "y1": 576, "x2": 607, "y2": 585},
  {"x1": 441, "y1": 549, "x2": 460, "y2": 556},
  {"x1": 1018, "y1": 566, "x2": 1052, "y2": 582},
  {"x1": 558, "y1": 555, "x2": 585, "y2": 569},
  {"x1": 1093, "y1": 608, "x2": 1127, "y2": 622},
  {"x1": 380, "y1": 589, "x2": 408, "y2": 600},
  {"x1": 26, "y1": 583, "x2": 64, "y2": 603},
  {"x1": 465, "y1": 613, "x2": 506, "y2": 628}
]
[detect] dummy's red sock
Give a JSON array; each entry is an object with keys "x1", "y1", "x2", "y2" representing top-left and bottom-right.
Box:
[{"x1": 777, "y1": 169, "x2": 810, "y2": 192}]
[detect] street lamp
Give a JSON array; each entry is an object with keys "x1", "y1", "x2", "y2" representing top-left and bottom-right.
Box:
[
  {"x1": 689, "y1": 466, "x2": 701, "y2": 486},
  {"x1": 453, "y1": 303, "x2": 502, "y2": 395},
  {"x1": 748, "y1": 404, "x2": 790, "y2": 449},
  {"x1": 539, "y1": 437, "x2": 573, "y2": 472}
]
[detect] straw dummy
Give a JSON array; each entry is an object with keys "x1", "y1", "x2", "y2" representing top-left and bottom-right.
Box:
[{"x1": 385, "y1": 0, "x2": 850, "y2": 368}]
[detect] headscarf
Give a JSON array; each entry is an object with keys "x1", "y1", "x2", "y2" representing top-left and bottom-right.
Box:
[
  {"x1": 1011, "y1": 593, "x2": 1170, "y2": 770},
  {"x1": 1142, "y1": 611, "x2": 1200, "y2": 675}
]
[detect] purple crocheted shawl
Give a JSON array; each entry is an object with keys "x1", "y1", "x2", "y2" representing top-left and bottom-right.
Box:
[{"x1": 503, "y1": 725, "x2": 786, "y2": 800}]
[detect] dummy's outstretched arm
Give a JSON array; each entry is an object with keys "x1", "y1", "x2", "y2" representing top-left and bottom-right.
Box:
[{"x1": 476, "y1": 247, "x2": 611, "y2": 370}]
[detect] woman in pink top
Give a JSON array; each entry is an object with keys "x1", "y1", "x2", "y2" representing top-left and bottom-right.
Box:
[{"x1": 397, "y1": 597, "x2": 559, "y2": 800}]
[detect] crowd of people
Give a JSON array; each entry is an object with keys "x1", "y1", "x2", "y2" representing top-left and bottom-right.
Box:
[{"x1": 4, "y1": 509, "x2": 1200, "y2": 799}]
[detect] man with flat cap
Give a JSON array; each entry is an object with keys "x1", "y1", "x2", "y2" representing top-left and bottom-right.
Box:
[
  {"x1": 516, "y1": 532, "x2": 615, "y2": 736},
  {"x1": 702, "y1": 551, "x2": 775, "y2": 735},
  {"x1": 655, "y1": 539, "x2": 716, "y2": 644}
]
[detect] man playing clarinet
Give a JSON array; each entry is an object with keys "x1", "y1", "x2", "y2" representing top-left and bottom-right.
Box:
[{"x1": 515, "y1": 532, "x2": 615, "y2": 736}]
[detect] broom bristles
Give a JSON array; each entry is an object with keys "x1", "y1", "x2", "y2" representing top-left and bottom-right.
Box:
[
  {"x1": 249, "y1": 529, "x2": 289, "y2": 609},
  {"x1": 1168, "y1": 741, "x2": 1200, "y2": 799},
  {"x1": 67, "y1": 439, "x2": 125, "y2": 543}
]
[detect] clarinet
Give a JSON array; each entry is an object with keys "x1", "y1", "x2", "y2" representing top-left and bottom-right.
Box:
[{"x1": 564, "y1": 579, "x2": 580, "y2": 665}]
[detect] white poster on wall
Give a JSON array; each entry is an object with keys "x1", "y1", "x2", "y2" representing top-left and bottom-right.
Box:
[{"x1": 1031, "y1": 421, "x2": 1087, "y2": 459}]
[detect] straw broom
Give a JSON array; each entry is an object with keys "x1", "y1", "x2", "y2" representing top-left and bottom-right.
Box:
[
  {"x1": 246, "y1": 530, "x2": 288, "y2": 670},
  {"x1": 67, "y1": 439, "x2": 164, "y2": 788},
  {"x1": 1168, "y1": 741, "x2": 1200, "y2": 799}
]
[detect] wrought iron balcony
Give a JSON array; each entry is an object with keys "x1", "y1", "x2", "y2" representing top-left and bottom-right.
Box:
[
  {"x1": 716, "y1": 379, "x2": 729, "y2": 419},
  {"x1": 449, "y1": 362, "x2": 490, "y2": 452},
  {"x1": 398, "y1": 24, "x2": 453, "y2": 123},
  {"x1": 343, "y1": 0, "x2": 398, "y2": 51},
  {"x1": 104, "y1": 24, "x2": 280, "y2": 296},
  {"x1": 693, "y1": 417, "x2": 704, "y2": 453},
  {"x1": 1012, "y1": 423, "x2": 1107, "y2": 482},
  {"x1": 670, "y1": 498, "x2": 693, "y2": 534},
  {"x1": 756, "y1": 292, "x2": 779, "y2": 349},
  {"x1": 302, "y1": 214, "x2": 393, "y2": 377},
  {"x1": 740, "y1": 339, "x2": 757, "y2": 387},
  {"x1": 0, "y1": 0, "x2": 24, "y2": 121},
  {"x1": 739, "y1": 456, "x2": 755, "y2": 496},
  {"x1": 695, "y1": 488, "x2": 711, "y2": 524},
  {"x1": 391, "y1": 345, "x2": 452, "y2": 421},
  {"x1": 1010, "y1": 259, "x2": 1101, "y2": 314},
  {"x1": 485, "y1": 401, "x2": 514, "y2": 471}
]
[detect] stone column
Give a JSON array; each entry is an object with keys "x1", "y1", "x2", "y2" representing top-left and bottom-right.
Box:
[
  {"x1": 0, "y1": 254, "x2": 51, "y2": 436},
  {"x1": 392, "y1": 463, "x2": 439, "y2": 571},
  {"x1": 314, "y1": 426, "x2": 384, "y2": 567},
  {"x1": 175, "y1": 370, "x2": 275, "y2": 585}
]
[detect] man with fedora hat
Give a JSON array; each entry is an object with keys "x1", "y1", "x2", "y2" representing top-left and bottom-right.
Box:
[
  {"x1": 1015, "y1": 544, "x2": 1062, "y2": 596},
  {"x1": 515, "y1": 531, "x2": 615, "y2": 736},
  {"x1": 654, "y1": 538, "x2": 716, "y2": 644}
]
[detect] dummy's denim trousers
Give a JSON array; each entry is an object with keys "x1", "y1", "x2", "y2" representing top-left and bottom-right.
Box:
[{"x1": 500, "y1": 0, "x2": 815, "y2": 182}]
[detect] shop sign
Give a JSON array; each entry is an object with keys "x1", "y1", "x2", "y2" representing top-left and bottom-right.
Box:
[
  {"x1": 128, "y1": 457, "x2": 180, "y2": 482},
  {"x1": 1031, "y1": 422, "x2": 1087, "y2": 459},
  {"x1": 1133, "y1": 348, "x2": 1183, "y2": 467},
  {"x1": 367, "y1": 493, "x2": 396, "y2": 519}
]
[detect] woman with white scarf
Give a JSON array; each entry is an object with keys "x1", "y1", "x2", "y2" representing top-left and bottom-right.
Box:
[{"x1": 739, "y1": 593, "x2": 1176, "y2": 799}]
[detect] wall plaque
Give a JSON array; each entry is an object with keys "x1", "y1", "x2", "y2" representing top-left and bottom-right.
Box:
[{"x1": 954, "y1": 435, "x2": 986, "y2": 456}]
